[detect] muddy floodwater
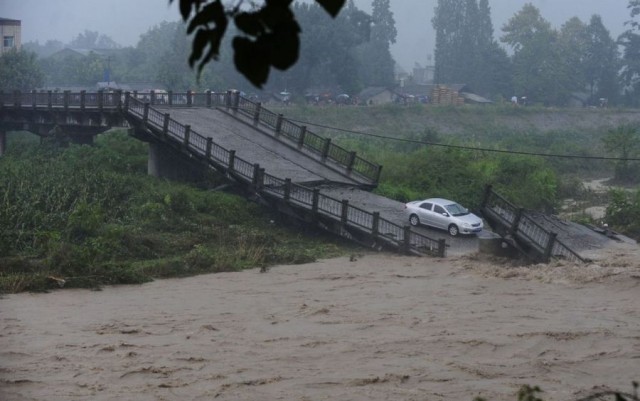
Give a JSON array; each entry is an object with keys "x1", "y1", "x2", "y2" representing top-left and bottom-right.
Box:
[{"x1": 2, "y1": 242, "x2": 639, "y2": 401}]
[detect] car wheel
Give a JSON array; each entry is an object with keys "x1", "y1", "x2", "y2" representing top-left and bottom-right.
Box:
[
  {"x1": 409, "y1": 214, "x2": 420, "y2": 226},
  {"x1": 448, "y1": 224, "x2": 459, "y2": 236}
]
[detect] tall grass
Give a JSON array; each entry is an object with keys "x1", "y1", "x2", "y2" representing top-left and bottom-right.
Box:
[{"x1": 0, "y1": 131, "x2": 350, "y2": 293}]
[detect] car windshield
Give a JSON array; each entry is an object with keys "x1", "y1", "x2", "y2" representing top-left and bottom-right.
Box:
[{"x1": 445, "y1": 203, "x2": 468, "y2": 216}]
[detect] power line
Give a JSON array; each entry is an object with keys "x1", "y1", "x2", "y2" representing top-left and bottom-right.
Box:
[{"x1": 287, "y1": 118, "x2": 640, "y2": 162}]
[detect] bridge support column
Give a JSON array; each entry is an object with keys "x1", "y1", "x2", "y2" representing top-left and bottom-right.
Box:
[
  {"x1": 0, "y1": 129, "x2": 6, "y2": 156},
  {"x1": 147, "y1": 141, "x2": 205, "y2": 182}
]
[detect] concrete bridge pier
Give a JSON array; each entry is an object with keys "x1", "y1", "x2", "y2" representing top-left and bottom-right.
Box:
[{"x1": 147, "y1": 140, "x2": 205, "y2": 182}]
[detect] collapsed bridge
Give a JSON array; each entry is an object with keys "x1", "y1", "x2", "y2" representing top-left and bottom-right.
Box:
[{"x1": 1, "y1": 90, "x2": 593, "y2": 263}]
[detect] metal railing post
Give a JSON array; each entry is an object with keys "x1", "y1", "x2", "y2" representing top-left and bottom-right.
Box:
[
  {"x1": 481, "y1": 184, "x2": 493, "y2": 210},
  {"x1": 206, "y1": 138, "x2": 213, "y2": 158},
  {"x1": 63, "y1": 90, "x2": 70, "y2": 111},
  {"x1": 206, "y1": 90, "x2": 212, "y2": 107},
  {"x1": 232, "y1": 91, "x2": 240, "y2": 113},
  {"x1": 116, "y1": 90, "x2": 123, "y2": 109},
  {"x1": 162, "y1": 113, "x2": 170, "y2": 139},
  {"x1": 375, "y1": 165, "x2": 383, "y2": 183},
  {"x1": 284, "y1": 178, "x2": 292, "y2": 201},
  {"x1": 297, "y1": 125, "x2": 307, "y2": 149},
  {"x1": 47, "y1": 90, "x2": 52, "y2": 109},
  {"x1": 372, "y1": 212, "x2": 380, "y2": 237},
  {"x1": 403, "y1": 226, "x2": 412, "y2": 254},
  {"x1": 150, "y1": 90, "x2": 156, "y2": 105},
  {"x1": 438, "y1": 239, "x2": 446, "y2": 257},
  {"x1": 321, "y1": 138, "x2": 331, "y2": 162},
  {"x1": 228, "y1": 150, "x2": 236, "y2": 172},
  {"x1": 253, "y1": 102, "x2": 261, "y2": 125},
  {"x1": 544, "y1": 232, "x2": 558, "y2": 263},
  {"x1": 275, "y1": 114, "x2": 283, "y2": 137},
  {"x1": 346, "y1": 151, "x2": 356, "y2": 173},
  {"x1": 511, "y1": 208, "x2": 524, "y2": 235},
  {"x1": 187, "y1": 91, "x2": 193, "y2": 106},
  {"x1": 252, "y1": 163, "x2": 261, "y2": 187},
  {"x1": 183, "y1": 124, "x2": 191, "y2": 148},
  {"x1": 80, "y1": 90, "x2": 86, "y2": 111},
  {"x1": 226, "y1": 90, "x2": 232, "y2": 110},
  {"x1": 341, "y1": 200, "x2": 349, "y2": 225},
  {"x1": 312, "y1": 189, "x2": 320, "y2": 215},
  {"x1": 168, "y1": 90, "x2": 173, "y2": 106},
  {"x1": 97, "y1": 89, "x2": 104, "y2": 111},
  {"x1": 142, "y1": 103, "x2": 150, "y2": 123},
  {"x1": 31, "y1": 90, "x2": 37, "y2": 109},
  {"x1": 256, "y1": 168, "x2": 265, "y2": 191},
  {"x1": 123, "y1": 91, "x2": 130, "y2": 113}
]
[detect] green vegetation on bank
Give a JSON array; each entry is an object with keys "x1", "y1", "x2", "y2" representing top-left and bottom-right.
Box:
[
  {"x1": 280, "y1": 103, "x2": 640, "y2": 236},
  {"x1": 0, "y1": 131, "x2": 351, "y2": 294}
]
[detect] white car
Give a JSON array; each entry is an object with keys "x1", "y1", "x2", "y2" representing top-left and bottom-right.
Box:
[{"x1": 405, "y1": 198, "x2": 483, "y2": 236}]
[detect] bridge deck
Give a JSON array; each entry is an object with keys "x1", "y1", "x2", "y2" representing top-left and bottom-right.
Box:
[{"x1": 157, "y1": 106, "x2": 364, "y2": 187}]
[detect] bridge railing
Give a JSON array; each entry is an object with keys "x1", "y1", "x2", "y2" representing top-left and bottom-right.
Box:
[
  {"x1": 1, "y1": 90, "x2": 123, "y2": 109},
  {"x1": 124, "y1": 95, "x2": 444, "y2": 257},
  {"x1": 214, "y1": 92, "x2": 381, "y2": 184},
  {"x1": 481, "y1": 186, "x2": 586, "y2": 263}
]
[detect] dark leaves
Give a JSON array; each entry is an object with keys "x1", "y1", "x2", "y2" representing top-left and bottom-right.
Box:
[
  {"x1": 172, "y1": 0, "x2": 345, "y2": 87},
  {"x1": 233, "y1": 17, "x2": 301, "y2": 87},
  {"x1": 183, "y1": 1, "x2": 228, "y2": 74},
  {"x1": 315, "y1": 0, "x2": 347, "y2": 18}
]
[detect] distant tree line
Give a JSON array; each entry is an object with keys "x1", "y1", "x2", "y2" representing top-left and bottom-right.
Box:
[
  {"x1": 7, "y1": 0, "x2": 640, "y2": 107},
  {"x1": 432, "y1": 0, "x2": 623, "y2": 106},
  {"x1": 5, "y1": 1, "x2": 395, "y2": 96}
]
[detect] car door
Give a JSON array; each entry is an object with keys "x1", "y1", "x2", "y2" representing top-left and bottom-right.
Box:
[
  {"x1": 417, "y1": 202, "x2": 434, "y2": 226},
  {"x1": 431, "y1": 204, "x2": 450, "y2": 229}
]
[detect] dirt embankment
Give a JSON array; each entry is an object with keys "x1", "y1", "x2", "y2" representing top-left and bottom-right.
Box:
[
  {"x1": 417, "y1": 108, "x2": 640, "y2": 135},
  {"x1": 280, "y1": 104, "x2": 640, "y2": 137}
]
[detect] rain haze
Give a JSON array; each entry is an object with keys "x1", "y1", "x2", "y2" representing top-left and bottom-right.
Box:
[{"x1": 0, "y1": 0, "x2": 632, "y2": 70}]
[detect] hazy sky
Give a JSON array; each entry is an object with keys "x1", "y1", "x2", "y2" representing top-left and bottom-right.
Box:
[{"x1": 0, "y1": 0, "x2": 632, "y2": 70}]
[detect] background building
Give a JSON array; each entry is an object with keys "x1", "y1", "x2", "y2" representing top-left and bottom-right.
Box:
[{"x1": 1, "y1": 18, "x2": 21, "y2": 54}]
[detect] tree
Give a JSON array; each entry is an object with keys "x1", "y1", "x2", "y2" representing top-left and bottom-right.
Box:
[
  {"x1": 473, "y1": 0, "x2": 495, "y2": 95},
  {"x1": 371, "y1": 0, "x2": 396, "y2": 45},
  {"x1": 69, "y1": 30, "x2": 120, "y2": 49},
  {"x1": 602, "y1": 124, "x2": 640, "y2": 183},
  {"x1": 432, "y1": 0, "x2": 511, "y2": 98},
  {"x1": 355, "y1": 0, "x2": 396, "y2": 87},
  {"x1": 0, "y1": 49, "x2": 44, "y2": 91},
  {"x1": 40, "y1": 50, "x2": 106, "y2": 86},
  {"x1": 501, "y1": 4, "x2": 574, "y2": 105},
  {"x1": 22, "y1": 39, "x2": 65, "y2": 58},
  {"x1": 432, "y1": 0, "x2": 466, "y2": 84},
  {"x1": 583, "y1": 15, "x2": 620, "y2": 105},
  {"x1": 266, "y1": 1, "x2": 373, "y2": 95},
  {"x1": 170, "y1": 0, "x2": 346, "y2": 88},
  {"x1": 558, "y1": 17, "x2": 589, "y2": 98},
  {"x1": 618, "y1": 0, "x2": 640, "y2": 105}
]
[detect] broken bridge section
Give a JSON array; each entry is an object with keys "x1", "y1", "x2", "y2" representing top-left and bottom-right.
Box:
[
  {"x1": 480, "y1": 185, "x2": 588, "y2": 264},
  {"x1": 123, "y1": 93, "x2": 445, "y2": 257}
]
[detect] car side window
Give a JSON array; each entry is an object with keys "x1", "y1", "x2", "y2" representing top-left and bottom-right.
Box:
[
  {"x1": 420, "y1": 202, "x2": 433, "y2": 210},
  {"x1": 433, "y1": 205, "x2": 446, "y2": 215}
]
